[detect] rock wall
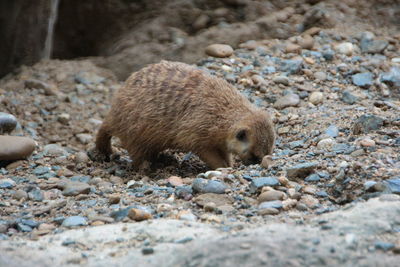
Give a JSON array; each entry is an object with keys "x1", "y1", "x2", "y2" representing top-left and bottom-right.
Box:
[{"x1": 0, "y1": 0, "x2": 51, "y2": 78}]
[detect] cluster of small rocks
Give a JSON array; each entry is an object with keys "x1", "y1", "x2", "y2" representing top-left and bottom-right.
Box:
[{"x1": 0, "y1": 26, "x2": 399, "y2": 247}]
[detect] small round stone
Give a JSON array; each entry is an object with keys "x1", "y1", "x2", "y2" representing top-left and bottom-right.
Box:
[
  {"x1": 258, "y1": 190, "x2": 285, "y2": 202},
  {"x1": 167, "y1": 176, "x2": 184, "y2": 187},
  {"x1": 62, "y1": 216, "x2": 88, "y2": 228},
  {"x1": 57, "y1": 113, "x2": 70, "y2": 124},
  {"x1": 335, "y1": 42, "x2": 355, "y2": 56},
  {"x1": 205, "y1": 44, "x2": 233, "y2": 58},
  {"x1": 317, "y1": 138, "x2": 336, "y2": 150},
  {"x1": 309, "y1": 92, "x2": 324, "y2": 105},
  {"x1": 298, "y1": 35, "x2": 314, "y2": 49},
  {"x1": 128, "y1": 208, "x2": 152, "y2": 221},
  {"x1": 261, "y1": 155, "x2": 272, "y2": 169},
  {"x1": 314, "y1": 72, "x2": 327, "y2": 81},
  {"x1": 360, "y1": 138, "x2": 375, "y2": 147},
  {"x1": 43, "y1": 144, "x2": 68, "y2": 157},
  {"x1": 75, "y1": 152, "x2": 89, "y2": 163},
  {"x1": 258, "y1": 208, "x2": 279, "y2": 215},
  {"x1": 0, "y1": 112, "x2": 18, "y2": 134},
  {"x1": 0, "y1": 136, "x2": 36, "y2": 160},
  {"x1": 285, "y1": 43, "x2": 301, "y2": 53},
  {"x1": 273, "y1": 76, "x2": 289, "y2": 85},
  {"x1": 273, "y1": 93, "x2": 300, "y2": 110},
  {"x1": 12, "y1": 189, "x2": 28, "y2": 200}
]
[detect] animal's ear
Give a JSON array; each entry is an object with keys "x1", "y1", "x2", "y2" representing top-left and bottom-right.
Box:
[{"x1": 236, "y1": 128, "x2": 248, "y2": 142}]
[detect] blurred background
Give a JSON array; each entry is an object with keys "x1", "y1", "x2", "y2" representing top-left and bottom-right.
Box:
[{"x1": 1, "y1": 0, "x2": 399, "y2": 80}]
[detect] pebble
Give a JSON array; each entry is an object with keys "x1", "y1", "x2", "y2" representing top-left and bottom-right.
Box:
[
  {"x1": 28, "y1": 188, "x2": 44, "y2": 201},
  {"x1": 61, "y1": 216, "x2": 88, "y2": 227},
  {"x1": 249, "y1": 177, "x2": 280, "y2": 193},
  {"x1": 300, "y1": 194, "x2": 319, "y2": 209},
  {"x1": 17, "y1": 223, "x2": 32, "y2": 232},
  {"x1": 57, "y1": 113, "x2": 70, "y2": 124},
  {"x1": 24, "y1": 79, "x2": 57, "y2": 95},
  {"x1": 303, "y1": 185, "x2": 317, "y2": 195},
  {"x1": 359, "y1": 138, "x2": 375, "y2": 147},
  {"x1": 282, "y1": 199, "x2": 298, "y2": 210},
  {"x1": 205, "y1": 44, "x2": 233, "y2": 58},
  {"x1": 0, "y1": 136, "x2": 36, "y2": 161},
  {"x1": 76, "y1": 133, "x2": 92, "y2": 144},
  {"x1": 62, "y1": 181, "x2": 91, "y2": 196},
  {"x1": 260, "y1": 155, "x2": 272, "y2": 169},
  {"x1": 75, "y1": 152, "x2": 89, "y2": 163},
  {"x1": 43, "y1": 144, "x2": 68, "y2": 157},
  {"x1": 313, "y1": 72, "x2": 327, "y2": 81},
  {"x1": 110, "y1": 208, "x2": 130, "y2": 221},
  {"x1": 75, "y1": 72, "x2": 105, "y2": 85},
  {"x1": 258, "y1": 208, "x2": 279, "y2": 215},
  {"x1": 12, "y1": 189, "x2": 28, "y2": 200},
  {"x1": 285, "y1": 43, "x2": 301, "y2": 53},
  {"x1": 286, "y1": 162, "x2": 317, "y2": 179},
  {"x1": 305, "y1": 174, "x2": 320, "y2": 182},
  {"x1": 258, "y1": 200, "x2": 283, "y2": 210},
  {"x1": 0, "y1": 112, "x2": 18, "y2": 134},
  {"x1": 380, "y1": 66, "x2": 400, "y2": 88},
  {"x1": 192, "y1": 178, "x2": 227, "y2": 194},
  {"x1": 280, "y1": 59, "x2": 303, "y2": 74},
  {"x1": 202, "y1": 170, "x2": 223, "y2": 179},
  {"x1": 0, "y1": 178, "x2": 16, "y2": 189},
  {"x1": 175, "y1": 185, "x2": 193, "y2": 199},
  {"x1": 142, "y1": 247, "x2": 155, "y2": 255},
  {"x1": 177, "y1": 210, "x2": 197, "y2": 221},
  {"x1": 317, "y1": 138, "x2": 336, "y2": 151},
  {"x1": 383, "y1": 178, "x2": 400, "y2": 194},
  {"x1": 352, "y1": 72, "x2": 374, "y2": 88},
  {"x1": 194, "y1": 193, "x2": 233, "y2": 207},
  {"x1": 298, "y1": 35, "x2": 314, "y2": 49},
  {"x1": 108, "y1": 194, "x2": 121, "y2": 204},
  {"x1": 341, "y1": 91, "x2": 358, "y2": 105},
  {"x1": 335, "y1": 42, "x2": 354, "y2": 56},
  {"x1": 258, "y1": 190, "x2": 285, "y2": 202},
  {"x1": 360, "y1": 36, "x2": 388, "y2": 54},
  {"x1": 353, "y1": 114, "x2": 384, "y2": 134},
  {"x1": 38, "y1": 223, "x2": 56, "y2": 231},
  {"x1": 374, "y1": 241, "x2": 395, "y2": 251},
  {"x1": 128, "y1": 208, "x2": 152, "y2": 221},
  {"x1": 309, "y1": 92, "x2": 324, "y2": 105},
  {"x1": 273, "y1": 93, "x2": 300, "y2": 109},
  {"x1": 325, "y1": 125, "x2": 339, "y2": 138},
  {"x1": 167, "y1": 176, "x2": 184, "y2": 187},
  {"x1": 322, "y1": 49, "x2": 335, "y2": 61},
  {"x1": 33, "y1": 166, "x2": 51, "y2": 175},
  {"x1": 273, "y1": 76, "x2": 289, "y2": 85}
]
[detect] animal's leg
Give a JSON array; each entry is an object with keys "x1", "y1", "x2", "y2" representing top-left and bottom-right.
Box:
[
  {"x1": 198, "y1": 149, "x2": 230, "y2": 170},
  {"x1": 94, "y1": 123, "x2": 112, "y2": 161}
]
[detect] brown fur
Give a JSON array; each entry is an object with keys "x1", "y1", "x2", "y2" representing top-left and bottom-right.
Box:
[{"x1": 95, "y1": 61, "x2": 275, "y2": 170}]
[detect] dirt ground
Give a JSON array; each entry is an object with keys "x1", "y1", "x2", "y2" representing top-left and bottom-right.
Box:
[{"x1": 0, "y1": 0, "x2": 400, "y2": 266}]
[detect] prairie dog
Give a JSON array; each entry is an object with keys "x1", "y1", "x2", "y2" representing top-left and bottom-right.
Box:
[{"x1": 95, "y1": 61, "x2": 275, "y2": 169}]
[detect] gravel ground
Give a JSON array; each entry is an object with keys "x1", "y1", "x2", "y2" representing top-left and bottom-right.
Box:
[{"x1": 0, "y1": 24, "x2": 400, "y2": 265}]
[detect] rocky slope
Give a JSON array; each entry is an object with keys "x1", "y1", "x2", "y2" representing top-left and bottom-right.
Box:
[{"x1": 0, "y1": 0, "x2": 400, "y2": 266}]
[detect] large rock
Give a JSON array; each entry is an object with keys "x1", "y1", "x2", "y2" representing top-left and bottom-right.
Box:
[
  {"x1": 1, "y1": 198, "x2": 399, "y2": 266},
  {"x1": 0, "y1": 136, "x2": 35, "y2": 161}
]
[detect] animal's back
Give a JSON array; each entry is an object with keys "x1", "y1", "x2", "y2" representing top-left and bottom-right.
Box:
[
  {"x1": 95, "y1": 60, "x2": 275, "y2": 170},
  {"x1": 109, "y1": 61, "x2": 254, "y2": 150}
]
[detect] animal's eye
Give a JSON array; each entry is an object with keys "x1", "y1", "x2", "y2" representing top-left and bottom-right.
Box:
[{"x1": 236, "y1": 129, "x2": 247, "y2": 141}]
